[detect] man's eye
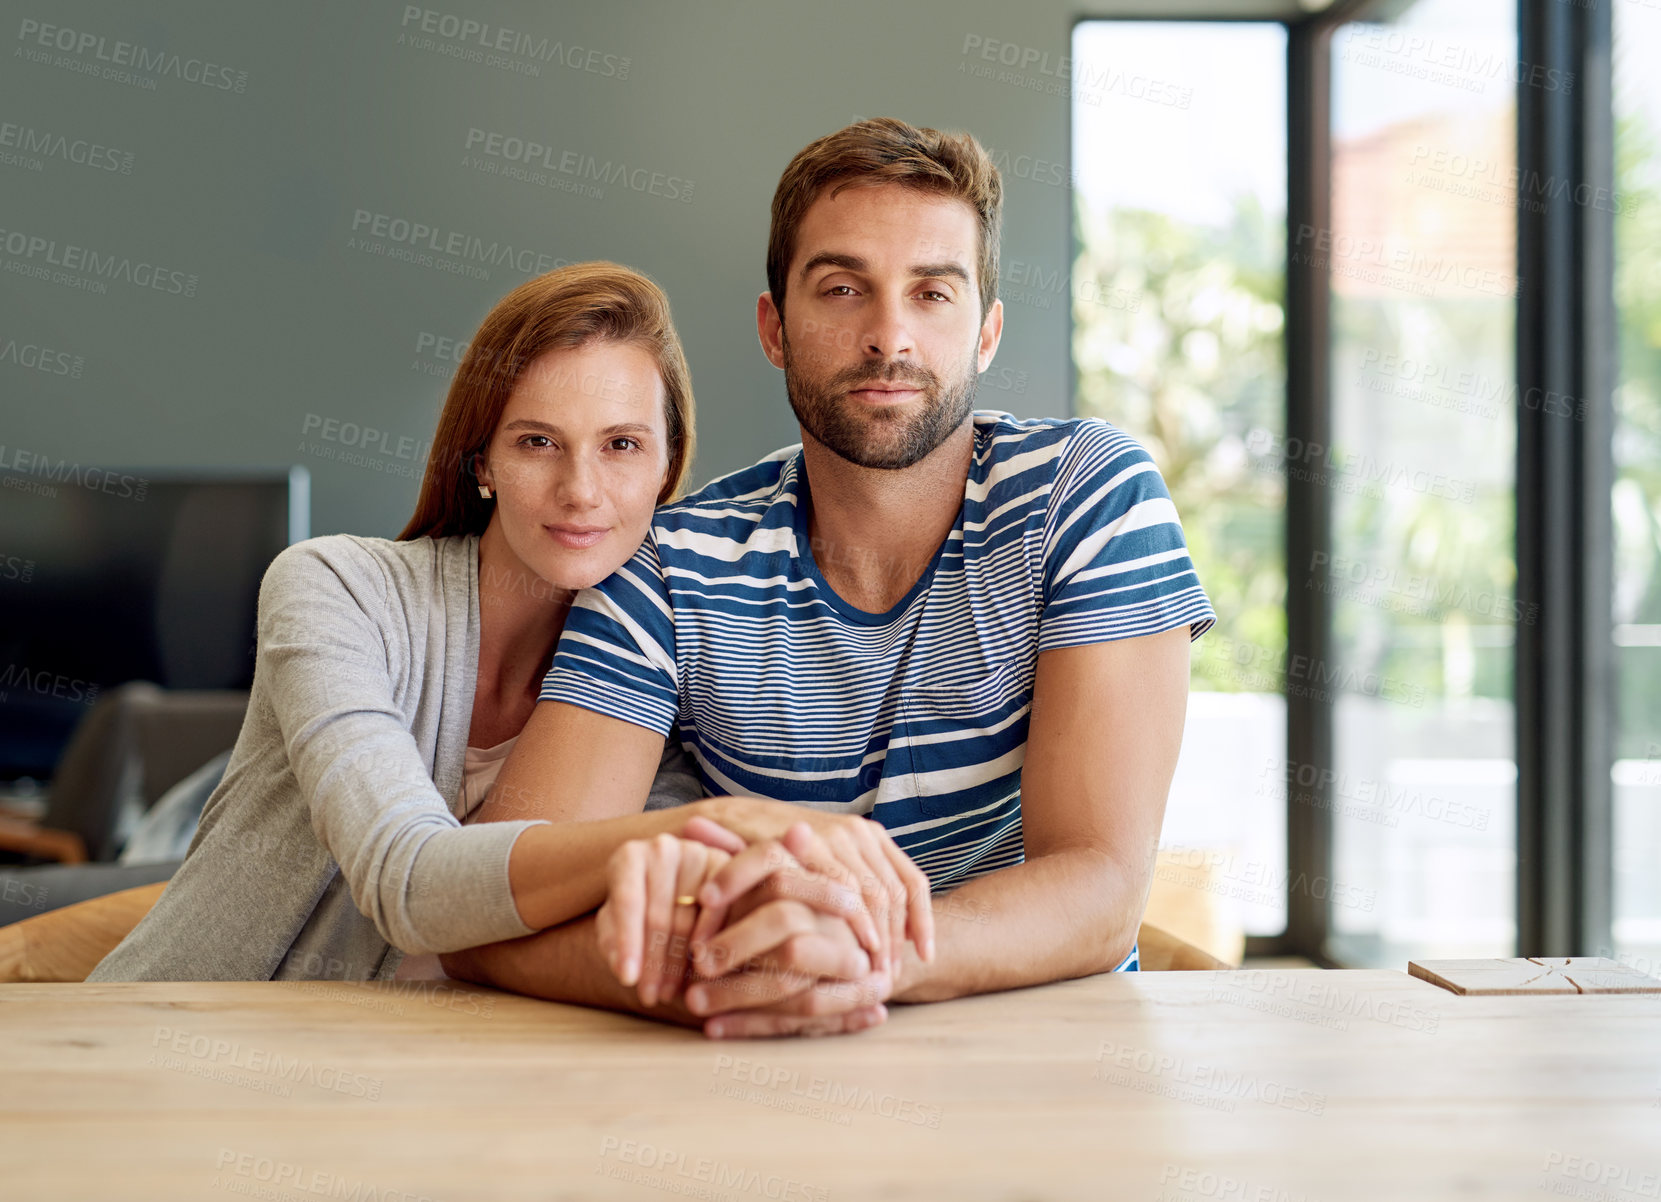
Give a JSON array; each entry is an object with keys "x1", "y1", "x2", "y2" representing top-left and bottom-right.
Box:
[
  {"x1": 919, "y1": 290, "x2": 950, "y2": 302},
  {"x1": 825, "y1": 284, "x2": 856, "y2": 297}
]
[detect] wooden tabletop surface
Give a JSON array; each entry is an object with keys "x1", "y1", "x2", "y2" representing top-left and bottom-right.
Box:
[{"x1": 4, "y1": 969, "x2": 1659, "y2": 1201}]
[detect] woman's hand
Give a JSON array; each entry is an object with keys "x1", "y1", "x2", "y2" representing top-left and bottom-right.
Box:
[
  {"x1": 683, "y1": 804, "x2": 936, "y2": 981},
  {"x1": 596, "y1": 820, "x2": 878, "y2": 1010},
  {"x1": 595, "y1": 833, "x2": 730, "y2": 1008}
]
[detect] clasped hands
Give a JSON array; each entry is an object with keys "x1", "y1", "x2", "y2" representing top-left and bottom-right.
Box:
[{"x1": 594, "y1": 809, "x2": 935, "y2": 1038}]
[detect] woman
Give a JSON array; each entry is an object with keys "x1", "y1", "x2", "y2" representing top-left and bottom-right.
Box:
[{"x1": 89, "y1": 265, "x2": 896, "y2": 1030}]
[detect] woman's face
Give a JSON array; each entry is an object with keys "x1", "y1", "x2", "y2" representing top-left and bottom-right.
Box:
[{"x1": 479, "y1": 341, "x2": 671, "y2": 592}]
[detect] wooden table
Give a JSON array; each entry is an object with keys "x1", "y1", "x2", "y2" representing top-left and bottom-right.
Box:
[{"x1": 4, "y1": 970, "x2": 1659, "y2": 1201}]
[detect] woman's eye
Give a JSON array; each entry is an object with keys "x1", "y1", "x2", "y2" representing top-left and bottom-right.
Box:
[
  {"x1": 609, "y1": 437, "x2": 642, "y2": 453},
  {"x1": 520, "y1": 435, "x2": 553, "y2": 448}
]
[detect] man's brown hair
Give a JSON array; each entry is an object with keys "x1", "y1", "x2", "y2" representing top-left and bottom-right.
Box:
[
  {"x1": 766, "y1": 117, "x2": 1003, "y2": 320},
  {"x1": 398, "y1": 261, "x2": 695, "y2": 541}
]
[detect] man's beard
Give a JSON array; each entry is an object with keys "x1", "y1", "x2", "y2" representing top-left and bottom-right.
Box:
[{"x1": 781, "y1": 332, "x2": 979, "y2": 471}]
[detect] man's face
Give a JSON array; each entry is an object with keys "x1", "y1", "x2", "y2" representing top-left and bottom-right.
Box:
[{"x1": 760, "y1": 182, "x2": 1003, "y2": 471}]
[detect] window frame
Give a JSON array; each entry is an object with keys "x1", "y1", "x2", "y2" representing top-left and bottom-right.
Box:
[{"x1": 1070, "y1": 0, "x2": 1618, "y2": 963}]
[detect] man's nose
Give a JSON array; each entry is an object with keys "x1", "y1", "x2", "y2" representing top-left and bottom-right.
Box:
[{"x1": 861, "y1": 295, "x2": 915, "y2": 360}]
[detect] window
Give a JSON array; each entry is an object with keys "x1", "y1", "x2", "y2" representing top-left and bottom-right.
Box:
[
  {"x1": 1322, "y1": 0, "x2": 1520, "y2": 966},
  {"x1": 1073, "y1": 21, "x2": 1289, "y2": 949},
  {"x1": 1613, "y1": 0, "x2": 1661, "y2": 969},
  {"x1": 1073, "y1": 2, "x2": 1639, "y2": 966}
]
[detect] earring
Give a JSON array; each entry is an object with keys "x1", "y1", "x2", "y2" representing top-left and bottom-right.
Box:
[{"x1": 478, "y1": 485, "x2": 493, "y2": 500}]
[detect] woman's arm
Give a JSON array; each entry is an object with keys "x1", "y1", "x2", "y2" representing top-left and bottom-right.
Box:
[
  {"x1": 255, "y1": 540, "x2": 708, "y2": 954},
  {"x1": 498, "y1": 808, "x2": 718, "y2": 930},
  {"x1": 483, "y1": 700, "x2": 935, "y2": 967},
  {"x1": 443, "y1": 837, "x2": 888, "y2": 1039},
  {"x1": 259, "y1": 541, "x2": 532, "y2": 954},
  {"x1": 480, "y1": 699, "x2": 726, "y2": 928}
]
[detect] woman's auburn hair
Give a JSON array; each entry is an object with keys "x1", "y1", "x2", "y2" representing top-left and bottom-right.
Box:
[{"x1": 397, "y1": 261, "x2": 696, "y2": 541}]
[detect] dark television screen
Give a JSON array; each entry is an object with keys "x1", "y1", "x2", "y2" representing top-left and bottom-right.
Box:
[{"x1": 0, "y1": 468, "x2": 308, "y2": 782}]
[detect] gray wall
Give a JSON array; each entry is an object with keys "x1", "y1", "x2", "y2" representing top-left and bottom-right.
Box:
[{"x1": 2, "y1": 0, "x2": 1295, "y2": 536}]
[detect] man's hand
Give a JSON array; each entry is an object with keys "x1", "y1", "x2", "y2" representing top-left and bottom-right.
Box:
[
  {"x1": 683, "y1": 807, "x2": 935, "y2": 979},
  {"x1": 688, "y1": 897, "x2": 895, "y2": 1039},
  {"x1": 445, "y1": 904, "x2": 887, "y2": 1041}
]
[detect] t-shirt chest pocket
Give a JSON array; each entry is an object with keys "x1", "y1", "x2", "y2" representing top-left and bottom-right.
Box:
[{"x1": 899, "y1": 662, "x2": 1017, "y2": 816}]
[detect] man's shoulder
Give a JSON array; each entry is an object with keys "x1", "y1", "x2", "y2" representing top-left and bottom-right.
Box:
[
  {"x1": 970, "y1": 411, "x2": 1153, "y2": 481},
  {"x1": 650, "y1": 445, "x2": 802, "y2": 560},
  {"x1": 658, "y1": 445, "x2": 799, "y2": 518}
]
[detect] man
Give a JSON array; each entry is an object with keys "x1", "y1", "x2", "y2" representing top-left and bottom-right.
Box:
[{"x1": 445, "y1": 117, "x2": 1213, "y2": 1035}]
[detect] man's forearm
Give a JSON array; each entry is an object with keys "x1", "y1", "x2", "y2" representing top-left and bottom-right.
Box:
[
  {"x1": 892, "y1": 847, "x2": 1141, "y2": 1004},
  {"x1": 439, "y1": 908, "x2": 890, "y2": 1040},
  {"x1": 439, "y1": 915, "x2": 698, "y2": 1027}
]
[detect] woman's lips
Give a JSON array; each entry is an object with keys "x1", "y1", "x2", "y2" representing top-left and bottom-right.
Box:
[{"x1": 546, "y1": 525, "x2": 609, "y2": 550}]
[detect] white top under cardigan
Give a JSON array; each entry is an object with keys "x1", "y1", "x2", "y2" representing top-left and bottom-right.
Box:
[{"x1": 89, "y1": 534, "x2": 701, "y2": 983}]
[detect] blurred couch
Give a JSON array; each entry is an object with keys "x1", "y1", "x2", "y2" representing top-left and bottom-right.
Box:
[{"x1": 0, "y1": 683, "x2": 244, "y2": 924}]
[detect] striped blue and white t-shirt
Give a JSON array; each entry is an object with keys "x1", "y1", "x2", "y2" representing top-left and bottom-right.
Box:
[{"x1": 540, "y1": 412, "x2": 1215, "y2": 972}]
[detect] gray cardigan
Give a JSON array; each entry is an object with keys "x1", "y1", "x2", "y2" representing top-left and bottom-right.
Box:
[{"x1": 90, "y1": 533, "x2": 697, "y2": 982}]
